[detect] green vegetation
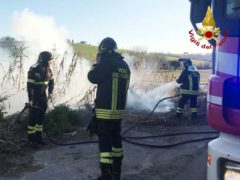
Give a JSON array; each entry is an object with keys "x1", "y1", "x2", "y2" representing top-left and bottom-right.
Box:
[
  {"x1": 72, "y1": 43, "x2": 98, "y2": 61},
  {"x1": 199, "y1": 69, "x2": 212, "y2": 84},
  {"x1": 71, "y1": 43, "x2": 211, "y2": 70},
  {"x1": 193, "y1": 60, "x2": 212, "y2": 69},
  {"x1": 165, "y1": 56, "x2": 178, "y2": 61},
  {"x1": 71, "y1": 43, "x2": 133, "y2": 61},
  {"x1": 46, "y1": 104, "x2": 86, "y2": 136}
]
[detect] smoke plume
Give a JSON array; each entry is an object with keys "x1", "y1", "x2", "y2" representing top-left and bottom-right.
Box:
[
  {"x1": 125, "y1": 54, "x2": 179, "y2": 112},
  {"x1": 1, "y1": 9, "x2": 92, "y2": 114},
  {"x1": 1, "y1": 9, "x2": 179, "y2": 115}
]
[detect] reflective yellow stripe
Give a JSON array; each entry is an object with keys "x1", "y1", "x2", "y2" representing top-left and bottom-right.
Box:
[
  {"x1": 35, "y1": 81, "x2": 48, "y2": 85},
  {"x1": 100, "y1": 158, "x2": 113, "y2": 164},
  {"x1": 96, "y1": 114, "x2": 123, "y2": 119},
  {"x1": 100, "y1": 152, "x2": 112, "y2": 158},
  {"x1": 191, "y1": 108, "x2": 198, "y2": 112},
  {"x1": 95, "y1": 114, "x2": 123, "y2": 119},
  {"x1": 112, "y1": 72, "x2": 130, "y2": 79},
  {"x1": 28, "y1": 125, "x2": 35, "y2": 130},
  {"x1": 35, "y1": 129, "x2": 42, "y2": 132},
  {"x1": 112, "y1": 78, "x2": 118, "y2": 110},
  {"x1": 28, "y1": 125, "x2": 36, "y2": 134},
  {"x1": 112, "y1": 72, "x2": 118, "y2": 78},
  {"x1": 35, "y1": 124, "x2": 43, "y2": 132},
  {"x1": 27, "y1": 130, "x2": 35, "y2": 134},
  {"x1": 112, "y1": 152, "x2": 123, "y2": 157},
  {"x1": 95, "y1": 109, "x2": 124, "y2": 120},
  {"x1": 177, "y1": 107, "x2": 183, "y2": 113},
  {"x1": 180, "y1": 89, "x2": 200, "y2": 95},
  {"x1": 96, "y1": 109, "x2": 124, "y2": 113},
  {"x1": 29, "y1": 81, "x2": 49, "y2": 85},
  {"x1": 112, "y1": 147, "x2": 123, "y2": 157},
  {"x1": 27, "y1": 79, "x2": 36, "y2": 83},
  {"x1": 188, "y1": 75, "x2": 193, "y2": 91}
]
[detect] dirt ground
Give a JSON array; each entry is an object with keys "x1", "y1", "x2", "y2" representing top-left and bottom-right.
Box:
[{"x1": 0, "y1": 109, "x2": 218, "y2": 180}]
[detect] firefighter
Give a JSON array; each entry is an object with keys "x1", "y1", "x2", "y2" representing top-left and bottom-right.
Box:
[
  {"x1": 176, "y1": 58, "x2": 200, "y2": 119},
  {"x1": 88, "y1": 37, "x2": 130, "y2": 180},
  {"x1": 27, "y1": 51, "x2": 54, "y2": 148}
]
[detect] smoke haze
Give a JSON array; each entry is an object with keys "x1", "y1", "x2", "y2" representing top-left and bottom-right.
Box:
[
  {"x1": 1, "y1": 9, "x2": 179, "y2": 115},
  {"x1": 1, "y1": 9, "x2": 92, "y2": 114}
]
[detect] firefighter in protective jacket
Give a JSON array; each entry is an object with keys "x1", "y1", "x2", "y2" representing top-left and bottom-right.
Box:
[
  {"x1": 176, "y1": 58, "x2": 200, "y2": 119},
  {"x1": 27, "y1": 51, "x2": 54, "y2": 148},
  {"x1": 88, "y1": 37, "x2": 130, "y2": 180}
]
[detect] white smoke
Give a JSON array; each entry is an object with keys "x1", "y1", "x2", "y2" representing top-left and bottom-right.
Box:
[
  {"x1": 127, "y1": 81, "x2": 179, "y2": 112},
  {"x1": 12, "y1": 8, "x2": 69, "y2": 54},
  {"x1": 1, "y1": 9, "x2": 179, "y2": 115},
  {"x1": 124, "y1": 54, "x2": 179, "y2": 112},
  {"x1": 1, "y1": 9, "x2": 92, "y2": 114}
]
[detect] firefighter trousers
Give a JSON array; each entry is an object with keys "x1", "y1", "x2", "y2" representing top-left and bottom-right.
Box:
[
  {"x1": 97, "y1": 120, "x2": 123, "y2": 180},
  {"x1": 177, "y1": 94, "x2": 198, "y2": 117},
  {"x1": 28, "y1": 97, "x2": 47, "y2": 143}
]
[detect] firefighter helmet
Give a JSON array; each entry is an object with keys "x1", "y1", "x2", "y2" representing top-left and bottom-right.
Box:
[
  {"x1": 178, "y1": 58, "x2": 192, "y2": 69},
  {"x1": 98, "y1": 37, "x2": 117, "y2": 53},
  {"x1": 38, "y1": 51, "x2": 54, "y2": 66}
]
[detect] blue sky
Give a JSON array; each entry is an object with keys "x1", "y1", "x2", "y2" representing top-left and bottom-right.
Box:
[{"x1": 0, "y1": 0, "x2": 211, "y2": 54}]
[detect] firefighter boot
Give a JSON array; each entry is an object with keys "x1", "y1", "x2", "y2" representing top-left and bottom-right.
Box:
[
  {"x1": 112, "y1": 157, "x2": 123, "y2": 180},
  {"x1": 35, "y1": 132, "x2": 46, "y2": 145},
  {"x1": 97, "y1": 165, "x2": 112, "y2": 180},
  {"x1": 28, "y1": 134, "x2": 38, "y2": 149}
]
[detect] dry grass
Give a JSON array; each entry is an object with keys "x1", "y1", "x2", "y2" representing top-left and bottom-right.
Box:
[
  {"x1": 134, "y1": 69, "x2": 211, "y2": 87},
  {"x1": 198, "y1": 69, "x2": 212, "y2": 84}
]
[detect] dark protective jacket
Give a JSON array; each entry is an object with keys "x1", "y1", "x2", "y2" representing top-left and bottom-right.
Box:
[
  {"x1": 176, "y1": 65, "x2": 200, "y2": 95},
  {"x1": 27, "y1": 63, "x2": 54, "y2": 101},
  {"x1": 88, "y1": 52, "x2": 130, "y2": 120}
]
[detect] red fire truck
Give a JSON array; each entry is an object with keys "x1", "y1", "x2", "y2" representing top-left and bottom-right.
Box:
[{"x1": 189, "y1": 0, "x2": 240, "y2": 179}]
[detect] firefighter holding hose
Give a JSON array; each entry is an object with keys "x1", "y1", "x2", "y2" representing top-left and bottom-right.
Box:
[
  {"x1": 27, "y1": 51, "x2": 54, "y2": 149},
  {"x1": 88, "y1": 37, "x2": 130, "y2": 180},
  {"x1": 176, "y1": 58, "x2": 200, "y2": 120}
]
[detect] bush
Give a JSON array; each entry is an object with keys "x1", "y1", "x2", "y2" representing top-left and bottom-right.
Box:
[{"x1": 46, "y1": 104, "x2": 85, "y2": 136}]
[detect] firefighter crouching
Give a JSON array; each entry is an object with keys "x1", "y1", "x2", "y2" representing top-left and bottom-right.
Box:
[
  {"x1": 176, "y1": 58, "x2": 200, "y2": 120},
  {"x1": 88, "y1": 37, "x2": 130, "y2": 180},
  {"x1": 27, "y1": 51, "x2": 54, "y2": 148}
]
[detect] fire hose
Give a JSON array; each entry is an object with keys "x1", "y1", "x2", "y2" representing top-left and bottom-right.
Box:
[
  {"x1": 121, "y1": 94, "x2": 219, "y2": 148},
  {"x1": 12, "y1": 94, "x2": 219, "y2": 148},
  {"x1": 121, "y1": 95, "x2": 181, "y2": 136}
]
